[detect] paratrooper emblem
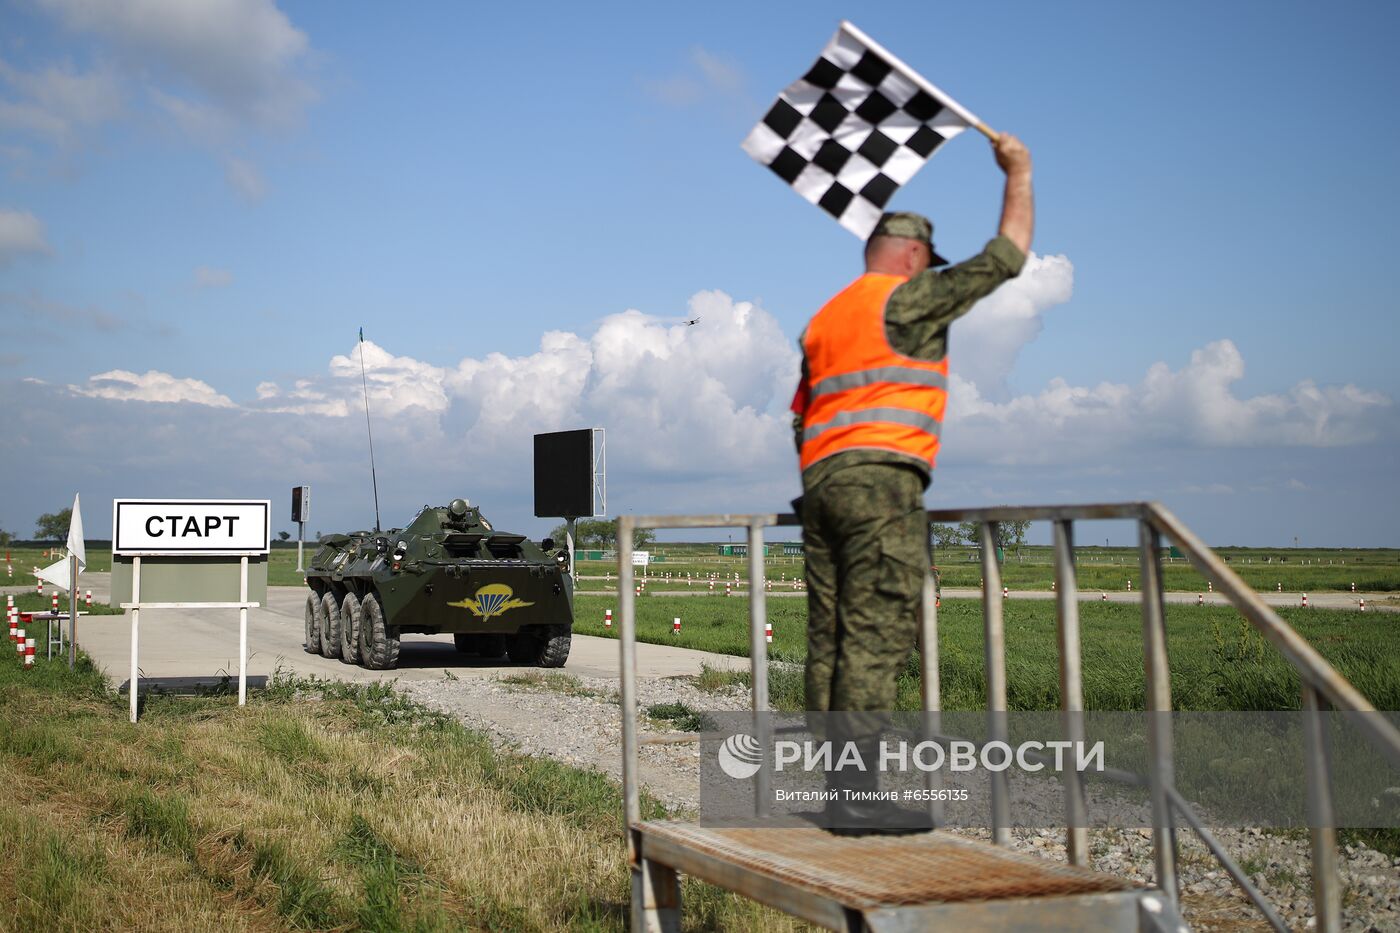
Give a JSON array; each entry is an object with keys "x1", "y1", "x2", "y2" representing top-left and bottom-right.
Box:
[{"x1": 449, "y1": 583, "x2": 533, "y2": 621}]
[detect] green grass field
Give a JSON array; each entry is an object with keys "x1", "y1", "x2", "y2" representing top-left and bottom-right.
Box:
[
  {"x1": 0, "y1": 651, "x2": 806, "y2": 931},
  {"x1": 578, "y1": 543, "x2": 1400, "y2": 593},
  {"x1": 573, "y1": 594, "x2": 1400, "y2": 714}
]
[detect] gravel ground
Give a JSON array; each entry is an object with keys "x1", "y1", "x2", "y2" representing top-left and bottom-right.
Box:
[{"x1": 404, "y1": 669, "x2": 1400, "y2": 932}]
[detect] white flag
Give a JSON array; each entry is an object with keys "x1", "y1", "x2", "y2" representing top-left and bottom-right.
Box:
[
  {"x1": 742, "y1": 21, "x2": 980, "y2": 238},
  {"x1": 67, "y1": 493, "x2": 86, "y2": 571},
  {"x1": 35, "y1": 494, "x2": 85, "y2": 591}
]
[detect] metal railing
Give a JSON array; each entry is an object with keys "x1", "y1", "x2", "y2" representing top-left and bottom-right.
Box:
[{"x1": 616, "y1": 502, "x2": 1400, "y2": 932}]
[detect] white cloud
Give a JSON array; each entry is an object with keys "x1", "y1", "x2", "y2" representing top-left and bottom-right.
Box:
[
  {"x1": 691, "y1": 48, "x2": 743, "y2": 94},
  {"x1": 0, "y1": 290, "x2": 127, "y2": 332},
  {"x1": 193, "y1": 265, "x2": 232, "y2": 288},
  {"x1": 38, "y1": 283, "x2": 1394, "y2": 534},
  {"x1": 324, "y1": 341, "x2": 452, "y2": 416},
  {"x1": 945, "y1": 339, "x2": 1392, "y2": 465},
  {"x1": 38, "y1": 0, "x2": 316, "y2": 130},
  {"x1": 0, "y1": 209, "x2": 52, "y2": 266},
  {"x1": 223, "y1": 156, "x2": 266, "y2": 201},
  {"x1": 645, "y1": 45, "x2": 746, "y2": 106},
  {"x1": 68, "y1": 369, "x2": 235, "y2": 407},
  {"x1": 253, "y1": 376, "x2": 350, "y2": 417},
  {"x1": 0, "y1": 58, "x2": 124, "y2": 145},
  {"x1": 5, "y1": 2, "x2": 316, "y2": 193},
  {"x1": 948, "y1": 253, "x2": 1074, "y2": 396}
]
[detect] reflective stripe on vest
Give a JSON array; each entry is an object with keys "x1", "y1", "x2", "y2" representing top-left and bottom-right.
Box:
[
  {"x1": 802, "y1": 406, "x2": 944, "y2": 443},
  {"x1": 810, "y1": 366, "x2": 948, "y2": 400},
  {"x1": 799, "y1": 273, "x2": 949, "y2": 472}
]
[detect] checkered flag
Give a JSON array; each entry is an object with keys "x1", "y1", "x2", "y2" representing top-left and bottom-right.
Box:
[{"x1": 743, "y1": 21, "x2": 987, "y2": 239}]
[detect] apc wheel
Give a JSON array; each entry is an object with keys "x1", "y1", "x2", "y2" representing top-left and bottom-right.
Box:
[
  {"x1": 537, "y1": 626, "x2": 571, "y2": 668},
  {"x1": 319, "y1": 593, "x2": 342, "y2": 659},
  {"x1": 339, "y1": 592, "x2": 362, "y2": 665},
  {"x1": 507, "y1": 626, "x2": 570, "y2": 668},
  {"x1": 358, "y1": 592, "x2": 399, "y2": 670},
  {"x1": 303, "y1": 591, "x2": 323, "y2": 654}
]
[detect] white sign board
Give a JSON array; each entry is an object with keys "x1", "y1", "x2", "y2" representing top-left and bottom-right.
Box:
[
  {"x1": 113, "y1": 499, "x2": 270, "y2": 555},
  {"x1": 631, "y1": 550, "x2": 651, "y2": 567}
]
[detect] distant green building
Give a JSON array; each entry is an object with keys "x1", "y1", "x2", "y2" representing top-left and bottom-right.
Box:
[{"x1": 716, "y1": 544, "x2": 771, "y2": 557}]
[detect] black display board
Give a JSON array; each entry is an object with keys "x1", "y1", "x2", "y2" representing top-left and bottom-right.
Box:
[
  {"x1": 534, "y1": 429, "x2": 594, "y2": 517},
  {"x1": 291, "y1": 485, "x2": 310, "y2": 523}
]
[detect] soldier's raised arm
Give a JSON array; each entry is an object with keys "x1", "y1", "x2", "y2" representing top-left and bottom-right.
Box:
[{"x1": 993, "y1": 133, "x2": 1033, "y2": 255}]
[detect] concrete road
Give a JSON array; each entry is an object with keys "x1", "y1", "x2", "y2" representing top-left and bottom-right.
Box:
[{"x1": 52, "y1": 573, "x2": 745, "y2": 693}]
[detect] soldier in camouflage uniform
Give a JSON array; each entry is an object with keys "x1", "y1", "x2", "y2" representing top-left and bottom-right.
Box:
[{"x1": 793, "y1": 133, "x2": 1034, "y2": 754}]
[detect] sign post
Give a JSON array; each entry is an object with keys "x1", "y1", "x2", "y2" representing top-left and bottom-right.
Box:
[
  {"x1": 291, "y1": 485, "x2": 310, "y2": 573},
  {"x1": 112, "y1": 499, "x2": 270, "y2": 723}
]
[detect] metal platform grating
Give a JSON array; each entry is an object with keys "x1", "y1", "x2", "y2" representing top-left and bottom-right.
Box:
[{"x1": 639, "y1": 820, "x2": 1136, "y2": 908}]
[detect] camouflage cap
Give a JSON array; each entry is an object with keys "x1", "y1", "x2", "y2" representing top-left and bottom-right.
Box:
[{"x1": 870, "y1": 211, "x2": 949, "y2": 267}]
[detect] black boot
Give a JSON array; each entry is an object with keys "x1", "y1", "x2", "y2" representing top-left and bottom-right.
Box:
[{"x1": 825, "y1": 738, "x2": 933, "y2": 837}]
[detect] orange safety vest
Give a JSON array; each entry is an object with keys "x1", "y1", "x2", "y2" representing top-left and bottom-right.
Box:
[{"x1": 794, "y1": 273, "x2": 949, "y2": 473}]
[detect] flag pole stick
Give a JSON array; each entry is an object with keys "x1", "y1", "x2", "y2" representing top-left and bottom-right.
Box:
[{"x1": 838, "y1": 21, "x2": 999, "y2": 140}]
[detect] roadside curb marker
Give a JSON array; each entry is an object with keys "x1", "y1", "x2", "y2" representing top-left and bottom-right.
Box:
[
  {"x1": 672, "y1": 617, "x2": 681, "y2": 635},
  {"x1": 604, "y1": 609, "x2": 612, "y2": 630},
  {"x1": 23, "y1": 637, "x2": 34, "y2": 669},
  {"x1": 764, "y1": 621, "x2": 773, "y2": 644}
]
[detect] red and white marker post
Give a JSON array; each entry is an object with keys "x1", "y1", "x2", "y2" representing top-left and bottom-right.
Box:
[
  {"x1": 1301, "y1": 593, "x2": 1309, "y2": 609},
  {"x1": 85, "y1": 590, "x2": 92, "y2": 608},
  {"x1": 764, "y1": 621, "x2": 773, "y2": 644},
  {"x1": 604, "y1": 609, "x2": 612, "y2": 630},
  {"x1": 1101, "y1": 592, "x2": 1107, "y2": 602},
  {"x1": 1002, "y1": 586, "x2": 1009, "y2": 600},
  {"x1": 1360, "y1": 599, "x2": 1367, "y2": 612},
  {"x1": 24, "y1": 637, "x2": 34, "y2": 669},
  {"x1": 672, "y1": 617, "x2": 681, "y2": 635},
  {"x1": 15, "y1": 628, "x2": 25, "y2": 657},
  {"x1": 1197, "y1": 593, "x2": 1204, "y2": 606}
]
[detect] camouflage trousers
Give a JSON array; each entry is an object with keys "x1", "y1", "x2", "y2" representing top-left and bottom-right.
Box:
[{"x1": 802, "y1": 463, "x2": 929, "y2": 724}]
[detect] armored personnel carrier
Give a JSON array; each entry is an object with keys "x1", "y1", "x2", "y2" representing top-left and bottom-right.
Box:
[{"x1": 303, "y1": 498, "x2": 573, "y2": 669}]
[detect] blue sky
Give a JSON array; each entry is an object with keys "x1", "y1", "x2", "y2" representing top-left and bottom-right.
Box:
[{"x1": 1, "y1": 0, "x2": 1396, "y2": 546}]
